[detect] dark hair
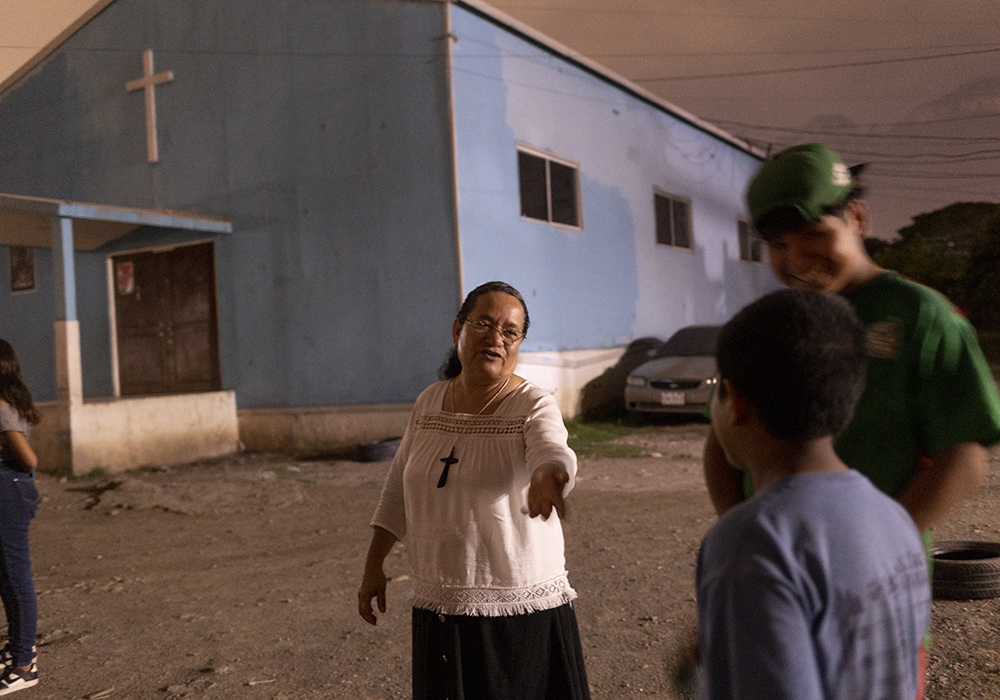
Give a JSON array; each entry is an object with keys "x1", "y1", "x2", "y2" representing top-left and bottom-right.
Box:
[
  {"x1": 438, "y1": 281, "x2": 530, "y2": 380},
  {"x1": 0, "y1": 339, "x2": 40, "y2": 425},
  {"x1": 715, "y1": 289, "x2": 865, "y2": 439},
  {"x1": 754, "y1": 184, "x2": 867, "y2": 243}
]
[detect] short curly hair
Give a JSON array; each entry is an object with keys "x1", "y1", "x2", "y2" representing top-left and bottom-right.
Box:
[{"x1": 716, "y1": 289, "x2": 866, "y2": 439}]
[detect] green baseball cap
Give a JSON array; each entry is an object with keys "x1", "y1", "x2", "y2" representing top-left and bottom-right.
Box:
[{"x1": 746, "y1": 143, "x2": 854, "y2": 232}]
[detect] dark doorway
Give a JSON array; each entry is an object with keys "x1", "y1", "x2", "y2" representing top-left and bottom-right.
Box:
[{"x1": 112, "y1": 242, "x2": 221, "y2": 395}]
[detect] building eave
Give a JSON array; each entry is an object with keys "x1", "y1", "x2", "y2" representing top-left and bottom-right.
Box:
[
  {"x1": 453, "y1": 0, "x2": 766, "y2": 160},
  {"x1": 0, "y1": 192, "x2": 233, "y2": 251},
  {"x1": 0, "y1": 0, "x2": 118, "y2": 96}
]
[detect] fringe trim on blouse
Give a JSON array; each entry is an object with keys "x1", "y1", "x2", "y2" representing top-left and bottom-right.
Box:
[{"x1": 412, "y1": 575, "x2": 577, "y2": 617}]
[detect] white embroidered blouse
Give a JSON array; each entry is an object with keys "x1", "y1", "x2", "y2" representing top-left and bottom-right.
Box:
[{"x1": 371, "y1": 379, "x2": 579, "y2": 616}]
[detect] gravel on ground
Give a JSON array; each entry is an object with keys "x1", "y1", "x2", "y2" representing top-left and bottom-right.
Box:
[{"x1": 21, "y1": 421, "x2": 1000, "y2": 698}]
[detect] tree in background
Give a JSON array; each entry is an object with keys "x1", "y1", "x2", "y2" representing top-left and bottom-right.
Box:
[
  {"x1": 871, "y1": 202, "x2": 1000, "y2": 364},
  {"x1": 962, "y1": 217, "x2": 1000, "y2": 363},
  {"x1": 871, "y1": 202, "x2": 1000, "y2": 318},
  {"x1": 871, "y1": 202, "x2": 1000, "y2": 305}
]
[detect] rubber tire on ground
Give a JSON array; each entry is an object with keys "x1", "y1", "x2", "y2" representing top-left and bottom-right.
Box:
[
  {"x1": 931, "y1": 540, "x2": 1000, "y2": 601},
  {"x1": 356, "y1": 437, "x2": 402, "y2": 463}
]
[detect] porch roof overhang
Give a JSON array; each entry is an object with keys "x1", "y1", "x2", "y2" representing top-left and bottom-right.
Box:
[{"x1": 0, "y1": 193, "x2": 233, "y2": 251}]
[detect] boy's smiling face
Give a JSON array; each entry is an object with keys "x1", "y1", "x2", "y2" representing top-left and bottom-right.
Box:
[{"x1": 764, "y1": 200, "x2": 875, "y2": 295}]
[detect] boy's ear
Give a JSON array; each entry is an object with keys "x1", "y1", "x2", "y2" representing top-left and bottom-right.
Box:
[
  {"x1": 846, "y1": 198, "x2": 870, "y2": 238},
  {"x1": 721, "y1": 379, "x2": 752, "y2": 425}
]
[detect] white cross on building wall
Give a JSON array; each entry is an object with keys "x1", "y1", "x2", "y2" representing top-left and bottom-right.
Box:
[{"x1": 126, "y1": 49, "x2": 174, "y2": 163}]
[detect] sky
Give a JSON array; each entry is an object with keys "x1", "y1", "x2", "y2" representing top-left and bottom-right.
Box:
[{"x1": 2, "y1": 0, "x2": 1000, "y2": 238}]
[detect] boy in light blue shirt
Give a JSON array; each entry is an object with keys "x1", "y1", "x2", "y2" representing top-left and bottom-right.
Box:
[{"x1": 697, "y1": 288, "x2": 930, "y2": 700}]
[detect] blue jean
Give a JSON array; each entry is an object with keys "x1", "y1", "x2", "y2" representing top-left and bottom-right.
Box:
[{"x1": 0, "y1": 462, "x2": 38, "y2": 667}]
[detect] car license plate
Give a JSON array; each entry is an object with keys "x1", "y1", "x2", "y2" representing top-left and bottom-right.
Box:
[{"x1": 660, "y1": 391, "x2": 685, "y2": 406}]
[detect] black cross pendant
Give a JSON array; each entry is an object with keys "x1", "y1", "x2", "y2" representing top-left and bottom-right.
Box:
[{"x1": 437, "y1": 447, "x2": 459, "y2": 488}]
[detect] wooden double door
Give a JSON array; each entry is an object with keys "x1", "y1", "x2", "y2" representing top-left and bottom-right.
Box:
[{"x1": 112, "y1": 242, "x2": 222, "y2": 396}]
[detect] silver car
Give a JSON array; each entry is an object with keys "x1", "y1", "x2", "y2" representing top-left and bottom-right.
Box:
[{"x1": 624, "y1": 325, "x2": 721, "y2": 416}]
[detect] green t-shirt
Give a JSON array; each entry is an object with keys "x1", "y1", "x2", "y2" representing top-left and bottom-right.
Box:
[
  {"x1": 719, "y1": 272, "x2": 1000, "y2": 647},
  {"x1": 843, "y1": 272, "x2": 1000, "y2": 645},
  {"x1": 838, "y1": 271, "x2": 1000, "y2": 497},
  {"x1": 731, "y1": 271, "x2": 1000, "y2": 515}
]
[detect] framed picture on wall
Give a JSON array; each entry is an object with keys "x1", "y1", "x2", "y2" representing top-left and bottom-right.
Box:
[
  {"x1": 115, "y1": 260, "x2": 135, "y2": 295},
  {"x1": 8, "y1": 246, "x2": 35, "y2": 294}
]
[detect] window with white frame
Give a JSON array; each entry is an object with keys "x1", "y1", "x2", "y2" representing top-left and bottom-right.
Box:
[
  {"x1": 517, "y1": 147, "x2": 581, "y2": 228},
  {"x1": 654, "y1": 190, "x2": 692, "y2": 249},
  {"x1": 738, "y1": 219, "x2": 764, "y2": 262}
]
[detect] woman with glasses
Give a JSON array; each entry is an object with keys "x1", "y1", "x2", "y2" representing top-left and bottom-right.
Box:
[{"x1": 358, "y1": 281, "x2": 590, "y2": 700}]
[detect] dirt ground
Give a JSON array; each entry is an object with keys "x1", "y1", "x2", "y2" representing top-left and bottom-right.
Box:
[{"x1": 20, "y1": 421, "x2": 1000, "y2": 699}]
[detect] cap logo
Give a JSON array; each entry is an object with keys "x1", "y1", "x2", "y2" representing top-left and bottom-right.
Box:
[{"x1": 831, "y1": 162, "x2": 851, "y2": 187}]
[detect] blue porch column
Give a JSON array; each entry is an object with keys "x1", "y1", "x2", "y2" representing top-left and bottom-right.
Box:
[{"x1": 51, "y1": 215, "x2": 83, "y2": 406}]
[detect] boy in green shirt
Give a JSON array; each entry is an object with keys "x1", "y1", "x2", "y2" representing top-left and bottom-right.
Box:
[{"x1": 702, "y1": 142, "x2": 1000, "y2": 695}]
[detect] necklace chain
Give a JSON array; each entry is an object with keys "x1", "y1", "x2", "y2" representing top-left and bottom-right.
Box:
[
  {"x1": 476, "y1": 377, "x2": 510, "y2": 415},
  {"x1": 439, "y1": 376, "x2": 510, "y2": 489},
  {"x1": 451, "y1": 376, "x2": 510, "y2": 415}
]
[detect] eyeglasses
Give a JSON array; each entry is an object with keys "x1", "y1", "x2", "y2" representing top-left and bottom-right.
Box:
[{"x1": 465, "y1": 318, "x2": 524, "y2": 344}]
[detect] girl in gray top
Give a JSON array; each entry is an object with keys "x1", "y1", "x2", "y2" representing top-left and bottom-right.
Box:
[{"x1": 0, "y1": 338, "x2": 41, "y2": 695}]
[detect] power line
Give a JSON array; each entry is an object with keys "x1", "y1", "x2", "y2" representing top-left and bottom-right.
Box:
[
  {"x1": 636, "y1": 47, "x2": 1000, "y2": 82},
  {"x1": 708, "y1": 120, "x2": 1000, "y2": 143},
  {"x1": 707, "y1": 113, "x2": 1000, "y2": 133},
  {"x1": 495, "y1": 3, "x2": 995, "y2": 27},
  {"x1": 4, "y1": 26, "x2": 997, "y2": 62},
  {"x1": 873, "y1": 170, "x2": 1000, "y2": 180},
  {"x1": 579, "y1": 43, "x2": 1000, "y2": 60},
  {"x1": 757, "y1": 144, "x2": 1000, "y2": 164},
  {"x1": 836, "y1": 145, "x2": 1000, "y2": 161}
]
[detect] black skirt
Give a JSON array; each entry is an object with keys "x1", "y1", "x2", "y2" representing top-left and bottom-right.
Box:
[{"x1": 412, "y1": 603, "x2": 591, "y2": 700}]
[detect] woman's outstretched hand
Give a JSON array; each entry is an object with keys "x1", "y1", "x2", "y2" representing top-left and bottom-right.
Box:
[{"x1": 527, "y1": 464, "x2": 569, "y2": 520}]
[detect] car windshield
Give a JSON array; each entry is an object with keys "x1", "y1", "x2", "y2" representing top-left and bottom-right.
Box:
[{"x1": 653, "y1": 325, "x2": 720, "y2": 358}]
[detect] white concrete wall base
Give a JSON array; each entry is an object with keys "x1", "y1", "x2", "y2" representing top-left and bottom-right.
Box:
[
  {"x1": 516, "y1": 348, "x2": 627, "y2": 418},
  {"x1": 34, "y1": 403, "x2": 73, "y2": 474},
  {"x1": 30, "y1": 348, "x2": 628, "y2": 473},
  {"x1": 238, "y1": 403, "x2": 413, "y2": 456},
  {"x1": 54, "y1": 320, "x2": 83, "y2": 405},
  {"x1": 33, "y1": 391, "x2": 240, "y2": 475}
]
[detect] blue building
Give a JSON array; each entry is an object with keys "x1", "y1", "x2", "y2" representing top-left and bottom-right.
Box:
[{"x1": 0, "y1": 0, "x2": 777, "y2": 472}]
